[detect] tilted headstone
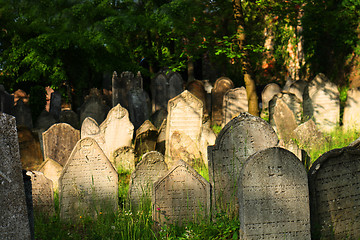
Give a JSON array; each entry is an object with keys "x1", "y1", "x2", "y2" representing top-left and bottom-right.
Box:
[
  {"x1": 211, "y1": 77, "x2": 234, "y2": 125},
  {"x1": 18, "y1": 126, "x2": 43, "y2": 171},
  {"x1": 156, "y1": 119, "x2": 166, "y2": 155},
  {"x1": 80, "y1": 88, "x2": 109, "y2": 125},
  {"x1": 187, "y1": 80, "x2": 207, "y2": 114},
  {"x1": 59, "y1": 137, "x2": 118, "y2": 220},
  {"x1": 261, "y1": 83, "x2": 281, "y2": 110},
  {"x1": 287, "y1": 79, "x2": 308, "y2": 102},
  {"x1": 0, "y1": 113, "x2": 31, "y2": 240},
  {"x1": 128, "y1": 151, "x2": 168, "y2": 210},
  {"x1": 303, "y1": 73, "x2": 340, "y2": 132},
  {"x1": 13, "y1": 99, "x2": 33, "y2": 129},
  {"x1": 49, "y1": 91, "x2": 62, "y2": 121},
  {"x1": 59, "y1": 109, "x2": 79, "y2": 129},
  {"x1": 150, "y1": 109, "x2": 167, "y2": 129},
  {"x1": 37, "y1": 158, "x2": 63, "y2": 191},
  {"x1": 293, "y1": 119, "x2": 327, "y2": 152},
  {"x1": 282, "y1": 76, "x2": 295, "y2": 91},
  {"x1": 128, "y1": 88, "x2": 150, "y2": 131},
  {"x1": 165, "y1": 90, "x2": 203, "y2": 167},
  {"x1": 111, "y1": 146, "x2": 136, "y2": 172},
  {"x1": 42, "y1": 123, "x2": 80, "y2": 166},
  {"x1": 309, "y1": 147, "x2": 360, "y2": 239},
  {"x1": 0, "y1": 85, "x2": 14, "y2": 115},
  {"x1": 152, "y1": 160, "x2": 210, "y2": 226},
  {"x1": 343, "y1": 87, "x2": 360, "y2": 131},
  {"x1": 134, "y1": 120, "x2": 158, "y2": 157},
  {"x1": 269, "y1": 92, "x2": 302, "y2": 125},
  {"x1": 81, "y1": 117, "x2": 106, "y2": 151},
  {"x1": 222, "y1": 87, "x2": 248, "y2": 126},
  {"x1": 239, "y1": 147, "x2": 311, "y2": 239},
  {"x1": 208, "y1": 112, "x2": 278, "y2": 217}
]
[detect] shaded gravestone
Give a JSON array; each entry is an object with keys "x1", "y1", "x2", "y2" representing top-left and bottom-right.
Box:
[
  {"x1": 59, "y1": 109, "x2": 79, "y2": 129},
  {"x1": 287, "y1": 79, "x2": 308, "y2": 102},
  {"x1": 222, "y1": 87, "x2": 248, "y2": 126},
  {"x1": 37, "y1": 158, "x2": 63, "y2": 191},
  {"x1": 168, "y1": 72, "x2": 184, "y2": 100},
  {"x1": 187, "y1": 80, "x2": 207, "y2": 114},
  {"x1": 128, "y1": 88, "x2": 150, "y2": 131},
  {"x1": 100, "y1": 104, "x2": 134, "y2": 159},
  {"x1": 269, "y1": 92, "x2": 302, "y2": 125},
  {"x1": 112, "y1": 71, "x2": 121, "y2": 107},
  {"x1": 165, "y1": 90, "x2": 203, "y2": 167},
  {"x1": 26, "y1": 171, "x2": 54, "y2": 216},
  {"x1": 80, "y1": 88, "x2": 109, "y2": 125},
  {"x1": 151, "y1": 72, "x2": 168, "y2": 112},
  {"x1": 282, "y1": 76, "x2": 295, "y2": 91},
  {"x1": 35, "y1": 109, "x2": 57, "y2": 130},
  {"x1": 59, "y1": 137, "x2": 118, "y2": 220},
  {"x1": 150, "y1": 109, "x2": 167, "y2": 129},
  {"x1": 111, "y1": 146, "x2": 136, "y2": 172},
  {"x1": 128, "y1": 151, "x2": 168, "y2": 211},
  {"x1": 0, "y1": 85, "x2": 14, "y2": 115},
  {"x1": 18, "y1": 126, "x2": 43, "y2": 171},
  {"x1": 49, "y1": 91, "x2": 61, "y2": 121},
  {"x1": 239, "y1": 147, "x2": 311, "y2": 239},
  {"x1": 156, "y1": 119, "x2": 166, "y2": 155},
  {"x1": 211, "y1": 77, "x2": 234, "y2": 125},
  {"x1": 152, "y1": 160, "x2": 210, "y2": 226},
  {"x1": 309, "y1": 147, "x2": 360, "y2": 239},
  {"x1": 0, "y1": 113, "x2": 31, "y2": 240},
  {"x1": 22, "y1": 170, "x2": 34, "y2": 240},
  {"x1": 13, "y1": 99, "x2": 33, "y2": 129},
  {"x1": 303, "y1": 73, "x2": 340, "y2": 132},
  {"x1": 208, "y1": 112, "x2": 278, "y2": 217},
  {"x1": 81, "y1": 117, "x2": 106, "y2": 151},
  {"x1": 43, "y1": 123, "x2": 80, "y2": 166},
  {"x1": 134, "y1": 120, "x2": 158, "y2": 157},
  {"x1": 261, "y1": 83, "x2": 281, "y2": 110},
  {"x1": 343, "y1": 87, "x2": 360, "y2": 131}
]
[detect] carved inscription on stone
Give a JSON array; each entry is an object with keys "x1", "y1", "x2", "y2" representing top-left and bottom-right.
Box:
[
  {"x1": 59, "y1": 137, "x2": 118, "y2": 220},
  {"x1": 152, "y1": 160, "x2": 210, "y2": 225},
  {"x1": 309, "y1": 147, "x2": 360, "y2": 239},
  {"x1": 222, "y1": 87, "x2": 248, "y2": 126},
  {"x1": 239, "y1": 147, "x2": 311, "y2": 239}
]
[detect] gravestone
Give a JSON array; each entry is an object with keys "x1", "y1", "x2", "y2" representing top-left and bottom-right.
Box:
[
  {"x1": 309, "y1": 147, "x2": 360, "y2": 239},
  {"x1": 168, "y1": 72, "x2": 184, "y2": 100},
  {"x1": 222, "y1": 87, "x2": 248, "y2": 126},
  {"x1": 128, "y1": 151, "x2": 168, "y2": 210},
  {"x1": 187, "y1": 80, "x2": 207, "y2": 114},
  {"x1": 211, "y1": 77, "x2": 234, "y2": 125},
  {"x1": 150, "y1": 109, "x2": 167, "y2": 129},
  {"x1": 156, "y1": 119, "x2": 167, "y2": 155},
  {"x1": 112, "y1": 71, "x2": 142, "y2": 108},
  {"x1": 239, "y1": 147, "x2": 311, "y2": 239},
  {"x1": 269, "y1": 92, "x2": 302, "y2": 125},
  {"x1": 134, "y1": 120, "x2": 158, "y2": 157},
  {"x1": 169, "y1": 131, "x2": 202, "y2": 167},
  {"x1": 49, "y1": 91, "x2": 62, "y2": 121},
  {"x1": 18, "y1": 126, "x2": 43, "y2": 171},
  {"x1": 0, "y1": 85, "x2": 14, "y2": 115},
  {"x1": 261, "y1": 83, "x2": 281, "y2": 110},
  {"x1": 0, "y1": 113, "x2": 31, "y2": 240},
  {"x1": 128, "y1": 88, "x2": 150, "y2": 131},
  {"x1": 35, "y1": 109, "x2": 57, "y2": 130},
  {"x1": 37, "y1": 158, "x2": 63, "y2": 191},
  {"x1": 100, "y1": 104, "x2": 134, "y2": 159},
  {"x1": 152, "y1": 160, "x2": 210, "y2": 226},
  {"x1": 293, "y1": 120, "x2": 326, "y2": 152},
  {"x1": 165, "y1": 90, "x2": 203, "y2": 167},
  {"x1": 59, "y1": 109, "x2": 79, "y2": 129},
  {"x1": 59, "y1": 137, "x2": 118, "y2": 220},
  {"x1": 42, "y1": 123, "x2": 80, "y2": 166},
  {"x1": 81, "y1": 117, "x2": 106, "y2": 151},
  {"x1": 208, "y1": 112, "x2": 278, "y2": 217},
  {"x1": 303, "y1": 73, "x2": 340, "y2": 132},
  {"x1": 111, "y1": 146, "x2": 136, "y2": 172},
  {"x1": 26, "y1": 171, "x2": 55, "y2": 216},
  {"x1": 343, "y1": 87, "x2": 360, "y2": 131},
  {"x1": 13, "y1": 99, "x2": 33, "y2": 129},
  {"x1": 199, "y1": 121, "x2": 216, "y2": 166},
  {"x1": 287, "y1": 80, "x2": 308, "y2": 102},
  {"x1": 80, "y1": 88, "x2": 109, "y2": 125}
]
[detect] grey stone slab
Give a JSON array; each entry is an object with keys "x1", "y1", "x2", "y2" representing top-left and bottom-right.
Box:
[
  {"x1": 13, "y1": 99, "x2": 33, "y2": 129},
  {"x1": 35, "y1": 109, "x2": 57, "y2": 130},
  {"x1": 128, "y1": 88, "x2": 151, "y2": 131},
  {"x1": 211, "y1": 77, "x2": 234, "y2": 125},
  {"x1": 134, "y1": 120, "x2": 158, "y2": 157},
  {"x1": 0, "y1": 85, "x2": 14, "y2": 115},
  {"x1": 187, "y1": 80, "x2": 208, "y2": 115},
  {"x1": 287, "y1": 79, "x2": 308, "y2": 102},
  {"x1": 49, "y1": 91, "x2": 61, "y2": 121},
  {"x1": 222, "y1": 87, "x2": 248, "y2": 126},
  {"x1": 261, "y1": 83, "x2": 281, "y2": 110},
  {"x1": 59, "y1": 110, "x2": 79, "y2": 129},
  {"x1": 80, "y1": 89, "x2": 109, "y2": 125}
]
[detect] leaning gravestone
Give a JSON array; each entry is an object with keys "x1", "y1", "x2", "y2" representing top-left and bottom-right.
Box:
[
  {"x1": 13, "y1": 99, "x2": 33, "y2": 129},
  {"x1": 287, "y1": 79, "x2": 308, "y2": 102},
  {"x1": 128, "y1": 88, "x2": 151, "y2": 131},
  {"x1": 152, "y1": 160, "x2": 210, "y2": 226},
  {"x1": 199, "y1": 121, "x2": 216, "y2": 167},
  {"x1": 43, "y1": 123, "x2": 80, "y2": 166},
  {"x1": 261, "y1": 83, "x2": 281, "y2": 110},
  {"x1": 111, "y1": 146, "x2": 136, "y2": 172},
  {"x1": 308, "y1": 147, "x2": 360, "y2": 239},
  {"x1": 35, "y1": 109, "x2": 57, "y2": 130},
  {"x1": 293, "y1": 119, "x2": 326, "y2": 152},
  {"x1": 134, "y1": 120, "x2": 158, "y2": 157},
  {"x1": 208, "y1": 112, "x2": 278, "y2": 217},
  {"x1": 150, "y1": 109, "x2": 167, "y2": 129},
  {"x1": 343, "y1": 87, "x2": 360, "y2": 131},
  {"x1": 303, "y1": 73, "x2": 340, "y2": 132},
  {"x1": 128, "y1": 151, "x2": 168, "y2": 211},
  {"x1": 269, "y1": 92, "x2": 302, "y2": 125},
  {"x1": 80, "y1": 88, "x2": 109, "y2": 125},
  {"x1": 59, "y1": 137, "x2": 118, "y2": 220},
  {"x1": 0, "y1": 113, "x2": 31, "y2": 240},
  {"x1": 81, "y1": 117, "x2": 106, "y2": 151},
  {"x1": 168, "y1": 72, "x2": 184, "y2": 101},
  {"x1": 37, "y1": 158, "x2": 63, "y2": 191},
  {"x1": 156, "y1": 119, "x2": 167, "y2": 155},
  {"x1": 222, "y1": 87, "x2": 248, "y2": 126},
  {"x1": 211, "y1": 77, "x2": 234, "y2": 125},
  {"x1": 239, "y1": 147, "x2": 311, "y2": 239}
]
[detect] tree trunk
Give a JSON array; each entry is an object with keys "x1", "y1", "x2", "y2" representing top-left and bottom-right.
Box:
[{"x1": 233, "y1": 0, "x2": 259, "y2": 116}]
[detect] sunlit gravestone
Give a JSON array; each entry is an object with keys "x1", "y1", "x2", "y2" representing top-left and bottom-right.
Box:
[
  {"x1": 222, "y1": 87, "x2": 248, "y2": 126},
  {"x1": 211, "y1": 77, "x2": 234, "y2": 126}
]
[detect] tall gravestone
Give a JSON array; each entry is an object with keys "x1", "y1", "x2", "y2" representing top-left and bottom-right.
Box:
[
  {"x1": 13, "y1": 99, "x2": 33, "y2": 129},
  {"x1": 165, "y1": 90, "x2": 203, "y2": 167},
  {"x1": 80, "y1": 88, "x2": 109, "y2": 125},
  {"x1": 0, "y1": 113, "x2": 31, "y2": 240},
  {"x1": 37, "y1": 158, "x2": 63, "y2": 191},
  {"x1": 49, "y1": 91, "x2": 62, "y2": 121},
  {"x1": 43, "y1": 123, "x2": 80, "y2": 166},
  {"x1": 303, "y1": 73, "x2": 340, "y2": 132},
  {"x1": 35, "y1": 109, "x2": 57, "y2": 131},
  {"x1": 128, "y1": 151, "x2": 168, "y2": 210},
  {"x1": 187, "y1": 80, "x2": 207, "y2": 115},
  {"x1": 152, "y1": 160, "x2": 210, "y2": 226},
  {"x1": 128, "y1": 88, "x2": 150, "y2": 131},
  {"x1": 156, "y1": 119, "x2": 167, "y2": 155},
  {"x1": 222, "y1": 87, "x2": 248, "y2": 126},
  {"x1": 309, "y1": 147, "x2": 360, "y2": 239},
  {"x1": 343, "y1": 87, "x2": 360, "y2": 131},
  {"x1": 239, "y1": 147, "x2": 311, "y2": 239},
  {"x1": 211, "y1": 77, "x2": 234, "y2": 125},
  {"x1": 168, "y1": 72, "x2": 184, "y2": 101},
  {"x1": 112, "y1": 71, "x2": 143, "y2": 109},
  {"x1": 208, "y1": 112, "x2": 278, "y2": 217},
  {"x1": 59, "y1": 137, "x2": 118, "y2": 220}
]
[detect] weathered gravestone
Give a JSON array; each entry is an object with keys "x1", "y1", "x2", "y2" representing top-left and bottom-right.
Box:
[
  {"x1": 18, "y1": 126, "x2": 43, "y2": 171},
  {"x1": 261, "y1": 83, "x2": 281, "y2": 111},
  {"x1": 128, "y1": 88, "x2": 151, "y2": 131},
  {"x1": 343, "y1": 87, "x2": 360, "y2": 131},
  {"x1": 134, "y1": 120, "x2": 158, "y2": 157},
  {"x1": 308, "y1": 147, "x2": 360, "y2": 239},
  {"x1": 187, "y1": 80, "x2": 208, "y2": 115},
  {"x1": 26, "y1": 171, "x2": 55, "y2": 216},
  {"x1": 211, "y1": 77, "x2": 234, "y2": 125},
  {"x1": 43, "y1": 123, "x2": 80, "y2": 166},
  {"x1": 286, "y1": 79, "x2": 308, "y2": 102},
  {"x1": 199, "y1": 121, "x2": 216, "y2": 167},
  {"x1": 59, "y1": 137, "x2": 118, "y2": 220},
  {"x1": 222, "y1": 87, "x2": 248, "y2": 126},
  {"x1": 156, "y1": 119, "x2": 167, "y2": 155},
  {"x1": 150, "y1": 109, "x2": 167, "y2": 129},
  {"x1": 111, "y1": 146, "x2": 136, "y2": 172},
  {"x1": 128, "y1": 151, "x2": 168, "y2": 211},
  {"x1": 35, "y1": 109, "x2": 57, "y2": 130},
  {"x1": 165, "y1": 90, "x2": 203, "y2": 167},
  {"x1": 13, "y1": 99, "x2": 33, "y2": 129},
  {"x1": 81, "y1": 117, "x2": 106, "y2": 151},
  {"x1": 59, "y1": 109, "x2": 79, "y2": 129},
  {"x1": 0, "y1": 113, "x2": 31, "y2": 240},
  {"x1": 168, "y1": 72, "x2": 184, "y2": 101},
  {"x1": 80, "y1": 88, "x2": 109, "y2": 125},
  {"x1": 112, "y1": 71, "x2": 143, "y2": 108},
  {"x1": 239, "y1": 147, "x2": 311, "y2": 239},
  {"x1": 152, "y1": 160, "x2": 210, "y2": 226},
  {"x1": 303, "y1": 73, "x2": 340, "y2": 132},
  {"x1": 293, "y1": 119, "x2": 326, "y2": 153},
  {"x1": 38, "y1": 158, "x2": 63, "y2": 191},
  {"x1": 208, "y1": 112, "x2": 278, "y2": 217},
  {"x1": 49, "y1": 91, "x2": 62, "y2": 121},
  {"x1": 0, "y1": 85, "x2": 14, "y2": 115}
]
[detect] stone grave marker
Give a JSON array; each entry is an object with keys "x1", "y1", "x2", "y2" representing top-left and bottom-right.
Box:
[
  {"x1": 343, "y1": 87, "x2": 360, "y2": 131},
  {"x1": 309, "y1": 147, "x2": 360, "y2": 239},
  {"x1": 199, "y1": 121, "x2": 216, "y2": 166},
  {"x1": 303, "y1": 73, "x2": 340, "y2": 132},
  {"x1": 269, "y1": 92, "x2": 302, "y2": 125},
  {"x1": 49, "y1": 91, "x2": 62, "y2": 121},
  {"x1": 293, "y1": 119, "x2": 327, "y2": 152},
  {"x1": 150, "y1": 109, "x2": 167, "y2": 129},
  {"x1": 13, "y1": 99, "x2": 33, "y2": 129},
  {"x1": 222, "y1": 87, "x2": 248, "y2": 126},
  {"x1": 151, "y1": 71, "x2": 168, "y2": 112},
  {"x1": 43, "y1": 123, "x2": 80, "y2": 166},
  {"x1": 18, "y1": 126, "x2": 43, "y2": 171},
  {"x1": 287, "y1": 79, "x2": 308, "y2": 102},
  {"x1": 38, "y1": 158, "x2": 63, "y2": 191},
  {"x1": 261, "y1": 83, "x2": 281, "y2": 110},
  {"x1": 128, "y1": 88, "x2": 150, "y2": 131},
  {"x1": 0, "y1": 85, "x2": 14, "y2": 115},
  {"x1": 35, "y1": 109, "x2": 57, "y2": 130},
  {"x1": 168, "y1": 71, "x2": 184, "y2": 100},
  {"x1": 0, "y1": 113, "x2": 31, "y2": 240},
  {"x1": 156, "y1": 119, "x2": 167, "y2": 155},
  {"x1": 59, "y1": 109, "x2": 79, "y2": 129},
  {"x1": 211, "y1": 77, "x2": 234, "y2": 125},
  {"x1": 152, "y1": 160, "x2": 210, "y2": 226},
  {"x1": 128, "y1": 151, "x2": 168, "y2": 210},
  {"x1": 26, "y1": 171, "x2": 55, "y2": 216},
  {"x1": 134, "y1": 120, "x2": 158, "y2": 157},
  {"x1": 165, "y1": 90, "x2": 203, "y2": 167},
  {"x1": 81, "y1": 117, "x2": 106, "y2": 151},
  {"x1": 187, "y1": 80, "x2": 207, "y2": 114},
  {"x1": 80, "y1": 88, "x2": 109, "y2": 125},
  {"x1": 208, "y1": 112, "x2": 278, "y2": 217},
  {"x1": 59, "y1": 137, "x2": 118, "y2": 220},
  {"x1": 239, "y1": 147, "x2": 311, "y2": 239},
  {"x1": 111, "y1": 146, "x2": 136, "y2": 172}
]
